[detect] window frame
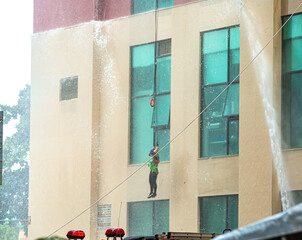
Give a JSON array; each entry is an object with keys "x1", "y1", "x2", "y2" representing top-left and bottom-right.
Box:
[
  {"x1": 200, "y1": 25, "x2": 240, "y2": 158},
  {"x1": 281, "y1": 13, "x2": 302, "y2": 149},
  {"x1": 131, "y1": 0, "x2": 174, "y2": 14},
  {"x1": 130, "y1": 39, "x2": 171, "y2": 164},
  {"x1": 128, "y1": 200, "x2": 169, "y2": 236},
  {"x1": 199, "y1": 194, "x2": 238, "y2": 233}
]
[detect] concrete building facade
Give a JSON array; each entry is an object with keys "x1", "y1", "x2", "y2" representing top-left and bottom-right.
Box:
[{"x1": 29, "y1": 0, "x2": 302, "y2": 239}]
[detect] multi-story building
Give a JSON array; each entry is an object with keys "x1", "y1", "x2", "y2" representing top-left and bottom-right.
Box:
[{"x1": 29, "y1": 0, "x2": 302, "y2": 239}]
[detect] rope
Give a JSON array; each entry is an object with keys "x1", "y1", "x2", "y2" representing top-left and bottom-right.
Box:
[
  {"x1": 47, "y1": 1, "x2": 302, "y2": 237},
  {"x1": 154, "y1": 3, "x2": 159, "y2": 146}
]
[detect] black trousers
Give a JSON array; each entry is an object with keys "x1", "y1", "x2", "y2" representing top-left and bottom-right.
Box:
[{"x1": 149, "y1": 172, "x2": 157, "y2": 194}]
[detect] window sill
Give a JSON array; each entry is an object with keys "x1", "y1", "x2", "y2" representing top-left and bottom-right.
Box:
[
  {"x1": 128, "y1": 160, "x2": 170, "y2": 167},
  {"x1": 198, "y1": 154, "x2": 239, "y2": 161},
  {"x1": 282, "y1": 147, "x2": 302, "y2": 153}
]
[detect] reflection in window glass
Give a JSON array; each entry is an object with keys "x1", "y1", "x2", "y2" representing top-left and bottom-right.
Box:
[
  {"x1": 282, "y1": 14, "x2": 302, "y2": 149},
  {"x1": 132, "y1": 0, "x2": 174, "y2": 14},
  {"x1": 200, "y1": 195, "x2": 238, "y2": 233},
  {"x1": 131, "y1": 97, "x2": 154, "y2": 164},
  {"x1": 201, "y1": 26, "x2": 240, "y2": 158},
  {"x1": 132, "y1": 44, "x2": 155, "y2": 97},
  {"x1": 132, "y1": 0, "x2": 156, "y2": 14},
  {"x1": 158, "y1": 0, "x2": 174, "y2": 9},
  {"x1": 224, "y1": 84, "x2": 239, "y2": 117},
  {"x1": 157, "y1": 128, "x2": 170, "y2": 162},
  {"x1": 229, "y1": 120, "x2": 239, "y2": 155},
  {"x1": 156, "y1": 56, "x2": 171, "y2": 94},
  {"x1": 128, "y1": 200, "x2": 169, "y2": 236}
]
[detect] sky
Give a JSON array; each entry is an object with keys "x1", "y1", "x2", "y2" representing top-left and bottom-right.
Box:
[
  {"x1": 0, "y1": 0, "x2": 33, "y2": 106},
  {"x1": 0, "y1": 0, "x2": 33, "y2": 137}
]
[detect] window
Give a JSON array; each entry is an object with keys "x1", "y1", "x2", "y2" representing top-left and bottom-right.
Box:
[
  {"x1": 200, "y1": 195, "x2": 238, "y2": 233},
  {"x1": 200, "y1": 26, "x2": 240, "y2": 158},
  {"x1": 128, "y1": 200, "x2": 169, "y2": 236},
  {"x1": 132, "y1": 0, "x2": 174, "y2": 14},
  {"x1": 291, "y1": 190, "x2": 302, "y2": 206},
  {"x1": 60, "y1": 76, "x2": 78, "y2": 101},
  {"x1": 130, "y1": 40, "x2": 171, "y2": 164},
  {"x1": 282, "y1": 13, "x2": 302, "y2": 149}
]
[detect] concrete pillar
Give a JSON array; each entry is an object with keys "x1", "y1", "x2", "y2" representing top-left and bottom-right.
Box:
[{"x1": 238, "y1": 0, "x2": 282, "y2": 227}]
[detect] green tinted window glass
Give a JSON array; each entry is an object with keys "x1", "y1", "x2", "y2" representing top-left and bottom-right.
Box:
[
  {"x1": 230, "y1": 49, "x2": 240, "y2": 81},
  {"x1": 128, "y1": 201, "x2": 153, "y2": 236},
  {"x1": 292, "y1": 190, "x2": 302, "y2": 205},
  {"x1": 152, "y1": 94, "x2": 170, "y2": 127},
  {"x1": 156, "y1": 56, "x2": 171, "y2": 94},
  {"x1": 158, "y1": 0, "x2": 174, "y2": 9},
  {"x1": 202, "y1": 85, "x2": 228, "y2": 157},
  {"x1": 227, "y1": 195, "x2": 238, "y2": 230},
  {"x1": 224, "y1": 84, "x2": 239, "y2": 116},
  {"x1": 203, "y1": 29, "x2": 228, "y2": 85},
  {"x1": 204, "y1": 85, "x2": 227, "y2": 117},
  {"x1": 154, "y1": 200, "x2": 169, "y2": 234},
  {"x1": 131, "y1": 97, "x2": 154, "y2": 164},
  {"x1": 290, "y1": 73, "x2": 302, "y2": 148},
  {"x1": 200, "y1": 196, "x2": 227, "y2": 233},
  {"x1": 128, "y1": 200, "x2": 169, "y2": 236},
  {"x1": 281, "y1": 74, "x2": 291, "y2": 148},
  {"x1": 283, "y1": 14, "x2": 302, "y2": 40},
  {"x1": 132, "y1": 44, "x2": 155, "y2": 97},
  {"x1": 200, "y1": 195, "x2": 238, "y2": 234},
  {"x1": 202, "y1": 117, "x2": 227, "y2": 157},
  {"x1": 133, "y1": 0, "x2": 156, "y2": 14},
  {"x1": 203, "y1": 29, "x2": 228, "y2": 54},
  {"x1": 204, "y1": 52, "x2": 228, "y2": 85},
  {"x1": 229, "y1": 120, "x2": 239, "y2": 155},
  {"x1": 284, "y1": 38, "x2": 302, "y2": 72},
  {"x1": 157, "y1": 129, "x2": 170, "y2": 162},
  {"x1": 230, "y1": 27, "x2": 240, "y2": 50}
]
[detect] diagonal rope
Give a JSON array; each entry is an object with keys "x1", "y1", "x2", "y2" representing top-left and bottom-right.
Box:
[{"x1": 47, "y1": 2, "x2": 302, "y2": 237}]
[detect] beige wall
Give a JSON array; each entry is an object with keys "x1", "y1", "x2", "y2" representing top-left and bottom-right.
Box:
[
  {"x1": 30, "y1": 0, "x2": 302, "y2": 239},
  {"x1": 29, "y1": 23, "x2": 94, "y2": 239}
]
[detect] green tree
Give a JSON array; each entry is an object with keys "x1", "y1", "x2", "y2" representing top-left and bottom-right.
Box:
[
  {"x1": 0, "y1": 223, "x2": 19, "y2": 240},
  {"x1": 0, "y1": 85, "x2": 30, "y2": 236}
]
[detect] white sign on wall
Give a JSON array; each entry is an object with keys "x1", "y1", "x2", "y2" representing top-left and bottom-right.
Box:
[{"x1": 97, "y1": 204, "x2": 112, "y2": 230}]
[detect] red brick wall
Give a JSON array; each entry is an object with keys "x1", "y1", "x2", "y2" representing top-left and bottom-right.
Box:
[
  {"x1": 34, "y1": 0, "x2": 95, "y2": 33},
  {"x1": 34, "y1": 0, "x2": 197, "y2": 32},
  {"x1": 99, "y1": 0, "x2": 131, "y2": 21}
]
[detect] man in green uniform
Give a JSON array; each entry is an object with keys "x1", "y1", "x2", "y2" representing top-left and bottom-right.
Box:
[{"x1": 148, "y1": 145, "x2": 160, "y2": 198}]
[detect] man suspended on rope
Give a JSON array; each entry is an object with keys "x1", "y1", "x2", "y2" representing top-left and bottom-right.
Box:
[{"x1": 148, "y1": 145, "x2": 160, "y2": 198}]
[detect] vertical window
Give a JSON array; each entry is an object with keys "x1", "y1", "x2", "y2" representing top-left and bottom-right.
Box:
[
  {"x1": 60, "y1": 76, "x2": 78, "y2": 101},
  {"x1": 128, "y1": 200, "x2": 169, "y2": 236},
  {"x1": 132, "y1": 0, "x2": 174, "y2": 14},
  {"x1": 200, "y1": 26, "x2": 240, "y2": 158},
  {"x1": 200, "y1": 195, "x2": 238, "y2": 233},
  {"x1": 130, "y1": 40, "x2": 171, "y2": 164},
  {"x1": 282, "y1": 14, "x2": 302, "y2": 149}
]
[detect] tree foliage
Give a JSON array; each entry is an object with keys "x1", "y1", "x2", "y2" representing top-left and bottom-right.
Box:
[
  {"x1": 0, "y1": 223, "x2": 19, "y2": 240},
  {"x1": 0, "y1": 85, "x2": 30, "y2": 236}
]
